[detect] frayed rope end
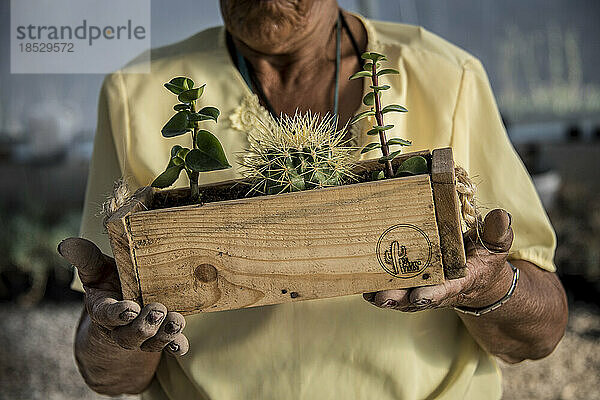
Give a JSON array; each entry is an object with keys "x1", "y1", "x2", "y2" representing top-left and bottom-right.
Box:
[
  {"x1": 455, "y1": 166, "x2": 479, "y2": 231},
  {"x1": 101, "y1": 178, "x2": 135, "y2": 227}
]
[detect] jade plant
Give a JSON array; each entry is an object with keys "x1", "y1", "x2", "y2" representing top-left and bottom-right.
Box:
[
  {"x1": 151, "y1": 77, "x2": 231, "y2": 201},
  {"x1": 349, "y1": 52, "x2": 428, "y2": 178},
  {"x1": 241, "y1": 112, "x2": 356, "y2": 195}
]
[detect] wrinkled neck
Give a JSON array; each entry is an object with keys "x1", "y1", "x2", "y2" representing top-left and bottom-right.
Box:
[{"x1": 230, "y1": 9, "x2": 339, "y2": 88}]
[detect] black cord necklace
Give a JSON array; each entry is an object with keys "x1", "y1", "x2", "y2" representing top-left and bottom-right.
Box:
[{"x1": 227, "y1": 10, "x2": 363, "y2": 119}]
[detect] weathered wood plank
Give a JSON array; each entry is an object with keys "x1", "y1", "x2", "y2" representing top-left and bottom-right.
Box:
[
  {"x1": 431, "y1": 148, "x2": 466, "y2": 279},
  {"x1": 105, "y1": 186, "x2": 154, "y2": 304},
  {"x1": 125, "y1": 174, "x2": 444, "y2": 314}
]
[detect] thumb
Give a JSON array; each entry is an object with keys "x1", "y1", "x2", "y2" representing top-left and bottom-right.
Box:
[
  {"x1": 480, "y1": 209, "x2": 513, "y2": 253},
  {"x1": 58, "y1": 237, "x2": 107, "y2": 286}
]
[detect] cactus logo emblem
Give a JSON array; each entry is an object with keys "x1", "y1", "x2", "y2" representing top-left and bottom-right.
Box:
[
  {"x1": 376, "y1": 224, "x2": 432, "y2": 278},
  {"x1": 384, "y1": 242, "x2": 422, "y2": 275}
]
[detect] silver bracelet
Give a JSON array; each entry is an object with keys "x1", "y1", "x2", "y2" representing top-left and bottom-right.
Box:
[{"x1": 453, "y1": 262, "x2": 520, "y2": 317}]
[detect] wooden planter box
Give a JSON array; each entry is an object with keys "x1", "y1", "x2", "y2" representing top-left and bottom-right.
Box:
[{"x1": 106, "y1": 147, "x2": 465, "y2": 315}]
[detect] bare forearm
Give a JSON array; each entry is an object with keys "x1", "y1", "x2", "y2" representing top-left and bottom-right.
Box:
[
  {"x1": 458, "y1": 260, "x2": 568, "y2": 363},
  {"x1": 74, "y1": 309, "x2": 161, "y2": 395}
]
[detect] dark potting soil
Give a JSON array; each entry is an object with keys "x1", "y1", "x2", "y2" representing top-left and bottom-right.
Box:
[
  {"x1": 150, "y1": 153, "x2": 432, "y2": 210},
  {"x1": 151, "y1": 181, "x2": 260, "y2": 209}
]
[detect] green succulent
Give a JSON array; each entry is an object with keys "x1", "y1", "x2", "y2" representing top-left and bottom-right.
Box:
[
  {"x1": 349, "y1": 51, "x2": 425, "y2": 178},
  {"x1": 151, "y1": 76, "x2": 231, "y2": 201}
]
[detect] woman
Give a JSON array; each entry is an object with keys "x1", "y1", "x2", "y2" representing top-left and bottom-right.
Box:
[{"x1": 60, "y1": 1, "x2": 567, "y2": 398}]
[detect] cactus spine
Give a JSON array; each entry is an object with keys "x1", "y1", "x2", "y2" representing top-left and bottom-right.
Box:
[{"x1": 241, "y1": 111, "x2": 357, "y2": 195}]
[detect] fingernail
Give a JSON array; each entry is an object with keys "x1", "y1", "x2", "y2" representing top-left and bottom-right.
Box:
[
  {"x1": 412, "y1": 298, "x2": 431, "y2": 307},
  {"x1": 381, "y1": 299, "x2": 398, "y2": 308},
  {"x1": 119, "y1": 309, "x2": 137, "y2": 321},
  {"x1": 146, "y1": 310, "x2": 165, "y2": 325},
  {"x1": 57, "y1": 240, "x2": 65, "y2": 256},
  {"x1": 168, "y1": 343, "x2": 180, "y2": 353},
  {"x1": 164, "y1": 321, "x2": 181, "y2": 334},
  {"x1": 507, "y1": 212, "x2": 512, "y2": 228}
]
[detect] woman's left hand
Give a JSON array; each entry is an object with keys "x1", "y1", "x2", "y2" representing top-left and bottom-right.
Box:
[{"x1": 363, "y1": 208, "x2": 515, "y2": 311}]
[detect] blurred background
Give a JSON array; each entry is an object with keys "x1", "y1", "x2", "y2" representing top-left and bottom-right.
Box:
[{"x1": 0, "y1": 0, "x2": 598, "y2": 399}]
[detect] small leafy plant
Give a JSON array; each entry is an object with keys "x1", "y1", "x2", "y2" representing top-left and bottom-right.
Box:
[
  {"x1": 241, "y1": 112, "x2": 356, "y2": 195},
  {"x1": 151, "y1": 77, "x2": 231, "y2": 201},
  {"x1": 349, "y1": 52, "x2": 427, "y2": 178}
]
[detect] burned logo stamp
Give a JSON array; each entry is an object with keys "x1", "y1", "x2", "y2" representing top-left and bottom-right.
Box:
[{"x1": 376, "y1": 224, "x2": 432, "y2": 278}]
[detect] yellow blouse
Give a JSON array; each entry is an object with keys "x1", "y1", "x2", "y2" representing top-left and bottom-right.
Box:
[{"x1": 74, "y1": 15, "x2": 556, "y2": 400}]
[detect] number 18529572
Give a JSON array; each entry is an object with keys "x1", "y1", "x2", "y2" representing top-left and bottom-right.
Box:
[{"x1": 19, "y1": 42, "x2": 74, "y2": 52}]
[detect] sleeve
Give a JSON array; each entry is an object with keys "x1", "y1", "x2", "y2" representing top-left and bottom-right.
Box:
[
  {"x1": 450, "y1": 58, "x2": 557, "y2": 272},
  {"x1": 70, "y1": 75, "x2": 125, "y2": 292}
]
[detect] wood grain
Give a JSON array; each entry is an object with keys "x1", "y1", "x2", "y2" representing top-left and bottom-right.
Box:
[
  {"x1": 124, "y1": 174, "x2": 444, "y2": 314},
  {"x1": 431, "y1": 148, "x2": 467, "y2": 279},
  {"x1": 105, "y1": 186, "x2": 154, "y2": 304}
]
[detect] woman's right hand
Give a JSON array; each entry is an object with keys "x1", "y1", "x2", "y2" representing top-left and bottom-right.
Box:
[{"x1": 58, "y1": 237, "x2": 189, "y2": 355}]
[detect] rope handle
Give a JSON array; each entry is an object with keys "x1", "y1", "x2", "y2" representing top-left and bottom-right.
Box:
[{"x1": 455, "y1": 166, "x2": 479, "y2": 230}]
